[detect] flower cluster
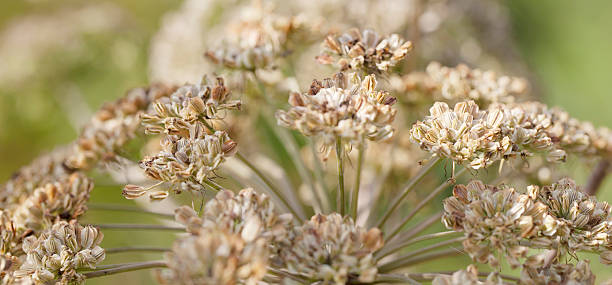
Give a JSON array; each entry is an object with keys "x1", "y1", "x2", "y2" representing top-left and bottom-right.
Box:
[
  {"x1": 276, "y1": 213, "x2": 383, "y2": 284},
  {"x1": 444, "y1": 178, "x2": 612, "y2": 269},
  {"x1": 67, "y1": 84, "x2": 176, "y2": 170},
  {"x1": 520, "y1": 259, "x2": 595, "y2": 285},
  {"x1": 205, "y1": 4, "x2": 309, "y2": 71},
  {"x1": 410, "y1": 100, "x2": 568, "y2": 170},
  {"x1": 276, "y1": 72, "x2": 396, "y2": 158},
  {"x1": 174, "y1": 188, "x2": 293, "y2": 244},
  {"x1": 442, "y1": 180, "x2": 548, "y2": 267},
  {"x1": 316, "y1": 28, "x2": 412, "y2": 74},
  {"x1": 14, "y1": 221, "x2": 105, "y2": 285},
  {"x1": 159, "y1": 227, "x2": 268, "y2": 285},
  {"x1": 532, "y1": 178, "x2": 611, "y2": 262},
  {"x1": 125, "y1": 129, "x2": 236, "y2": 200},
  {"x1": 140, "y1": 76, "x2": 239, "y2": 135}
]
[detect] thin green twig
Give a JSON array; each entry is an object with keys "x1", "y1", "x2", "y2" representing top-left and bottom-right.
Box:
[
  {"x1": 351, "y1": 143, "x2": 365, "y2": 220},
  {"x1": 335, "y1": 138, "x2": 345, "y2": 216}
]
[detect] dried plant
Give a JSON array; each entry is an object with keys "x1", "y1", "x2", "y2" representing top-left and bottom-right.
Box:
[{"x1": 2, "y1": 0, "x2": 611, "y2": 284}]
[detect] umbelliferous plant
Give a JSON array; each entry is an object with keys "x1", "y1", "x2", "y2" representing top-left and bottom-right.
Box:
[{"x1": 2, "y1": 0, "x2": 611, "y2": 284}]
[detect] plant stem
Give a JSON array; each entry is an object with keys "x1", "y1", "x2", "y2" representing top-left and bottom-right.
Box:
[
  {"x1": 202, "y1": 179, "x2": 222, "y2": 192},
  {"x1": 378, "y1": 248, "x2": 463, "y2": 273},
  {"x1": 105, "y1": 247, "x2": 170, "y2": 254},
  {"x1": 379, "y1": 237, "x2": 465, "y2": 271},
  {"x1": 87, "y1": 204, "x2": 174, "y2": 219},
  {"x1": 585, "y1": 159, "x2": 610, "y2": 195},
  {"x1": 335, "y1": 138, "x2": 345, "y2": 216},
  {"x1": 376, "y1": 157, "x2": 441, "y2": 230},
  {"x1": 84, "y1": 260, "x2": 167, "y2": 279},
  {"x1": 235, "y1": 152, "x2": 304, "y2": 222},
  {"x1": 93, "y1": 224, "x2": 185, "y2": 231},
  {"x1": 377, "y1": 231, "x2": 459, "y2": 260},
  {"x1": 384, "y1": 167, "x2": 466, "y2": 243},
  {"x1": 350, "y1": 143, "x2": 365, "y2": 220},
  {"x1": 311, "y1": 142, "x2": 331, "y2": 212}
]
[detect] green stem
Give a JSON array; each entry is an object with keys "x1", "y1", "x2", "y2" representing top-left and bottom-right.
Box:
[
  {"x1": 235, "y1": 152, "x2": 304, "y2": 222},
  {"x1": 93, "y1": 224, "x2": 184, "y2": 231},
  {"x1": 376, "y1": 157, "x2": 441, "y2": 229},
  {"x1": 202, "y1": 179, "x2": 222, "y2": 192},
  {"x1": 351, "y1": 143, "x2": 365, "y2": 220},
  {"x1": 378, "y1": 248, "x2": 463, "y2": 273},
  {"x1": 87, "y1": 204, "x2": 174, "y2": 219},
  {"x1": 105, "y1": 247, "x2": 170, "y2": 254},
  {"x1": 335, "y1": 138, "x2": 345, "y2": 216},
  {"x1": 377, "y1": 231, "x2": 460, "y2": 260},
  {"x1": 385, "y1": 167, "x2": 466, "y2": 243},
  {"x1": 84, "y1": 260, "x2": 167, "y2": 279},
  {"x1": 311, "y1": 142, "x2": 331, "y2": 212}
]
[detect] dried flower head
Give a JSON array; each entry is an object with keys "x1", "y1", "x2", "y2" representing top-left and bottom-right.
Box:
[
  {"x1": 174, "y1": 188, "x2": 293, "y2": 245},
  {"x1": 520, "y1": 260, "x2": 595, "y2": 285},
  {"x1": 158, "y1": 227, "x2": 267, "y2": 285},
  {"x1": 205, "y1": 3, "x2": 309, "y2": 71},
  {"x1": 12, "y1": 173, "x2": 92, "y2": 233},
  {"x1": 442, "y1": 180, "x2": 548, "y2": 267},
  {"x1": 532, "y1": 178, "x2": 611, "y2": 258},
  {"x1": 424, "y1": 62, "x2": 528, "y2": 104},
  {"x1": 67, "y1": 84, "x2": 176, "y2": 170},
  {"x1": 276, "y1": 72, "x2": 396, "y2": 158},
  {"x1": 141, "y1": 77, "x2": 239, "y2": 135},
  {"x1": 15, "y1": 221, "x2": 105, "y2": 285},
  {"x1": 432, "y1": 264, "x2": 502, "y2": 285},
  {"x1": 128, "y1": 130, "x2": 236, "y2": 200},
  {"x1": 410, "y1": 100, "x2": 567, "y2": 170},
  {"x1": 276, "y1": 213, "x2": 383, "y2": 284},
  {"x1": 316, "y1": 28, "x2": 412, "y2": 74}
]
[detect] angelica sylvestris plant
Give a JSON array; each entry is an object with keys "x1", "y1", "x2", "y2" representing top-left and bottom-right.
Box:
[{"x1": 2, "y1": 0, "x2": 612, "y2": 284}]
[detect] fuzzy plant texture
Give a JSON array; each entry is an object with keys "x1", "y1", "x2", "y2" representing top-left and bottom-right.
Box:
[{"x1": 1, "y1": 0, "x2": 612, "y2": 285}]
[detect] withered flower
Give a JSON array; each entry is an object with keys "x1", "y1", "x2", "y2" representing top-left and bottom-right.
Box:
[
  {"x1": 432, "y1": 264, "x2": 502, "y2": 285},
  {"x1": 276, "y1": 213, "x2": 383, "y2": 284},
  {"x1": 14, "y1": 221, "x2": 105, "y2": 285},
  {"x1": 316, "y1": 28, "x2": 412, "y2": 74},
  {"x1": 442, "y1": 181, "x2": 548, "y2": 268},
  {"x1": 276, "y1": 72, "x2": 396, "y2": 159},
  {"x1": 158, "y1": 227, "x2": 267, "y2": 285},
  {"x1": 520, "y1": 259, "x2": 595, "y2": 285}
]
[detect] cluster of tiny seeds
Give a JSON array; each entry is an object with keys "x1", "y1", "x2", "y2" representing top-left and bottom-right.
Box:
[
  {"x1": 276, "y1": 72, "x2": 396, "y2": 159},
  {"x1": 205, "y1": 4, "x2": 310, "y2": 71},
  {"x1": 520, "y1": 259, "x2": 595, "y2": 285},
  {"x1": 410, "y1": 100, "x2": 571, "y2": 170},
  {"x1": 316, "y1": 28, "x2": 412, "y2": 74},
  {"x1": 14, "y1": 221, "x2": 105, "y2": 285},
  {"x1": 443, "y1": 178, "x2": 612, "y2": 269},
  {"x1": 276, "y1": 213, "x2": 383, "y2": 285}
]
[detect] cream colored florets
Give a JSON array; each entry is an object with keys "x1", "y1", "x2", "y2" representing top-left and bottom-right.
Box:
[
  {"x1": 276, "y1": 213, "x2": 383, "y2": 284},
  {"x1": 159, "y1": 227, "x2": 268, "y2": 285},
  {"x1": 316, "y1": 28, "x2": 412, "y2": 74},
  {"x1": 14, "y1": 221, "x2": 105, "y2": 285},
  {"x1": 276, "y1": 72, "x2": 396, "y2": 159}
]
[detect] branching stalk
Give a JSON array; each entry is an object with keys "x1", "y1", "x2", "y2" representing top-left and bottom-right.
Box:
[
  {"x1": 376, "y1": 157, "x2": 441, "y2": 229},
  {"x1": 335, "y1": 138, "x2": 345, "y2": 215},
  {"x1": 84, "y1": 260, "x2": 167, "y2": 279},
  {"x1": 351, "y1": 143, "x2": 365, "y2": 220},
  {"x1": 377, "y1": 231, "x2": 460, "y2": 260},
  {"x1": 93, "y1": 224, "x2": 185, "y2": 231},
  {"x1": 385, "y1": 167, "x2": 467, "y2": 243},
  {"x1": 380, "y1": 237, "x2": 465, "y2": 270},
  {"x1": 87, "y1": 204, "x2": 174, "y2": 219},
  {"x1": 105, "y1": 246, "x2": 170, "y2": 254},
  {"x1": 378, "y1": 248, "x2": 463, "y2": 273}
]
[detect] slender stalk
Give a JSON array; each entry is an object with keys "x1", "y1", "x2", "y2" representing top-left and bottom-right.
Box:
[
  {"x1": 378, "y1": 248, "x2": 463, "y2": 273},
  {"x1": 93, "y1": 224, "x2": 185, "y2": 231},
  {"x1": 585, "y1": 159, "x2": 610, "y2": 195},
  {"x1": 376, "y1": 157, "x2": 441, "y2": 229},
  {"x1": 390, "y1": 211, "x2": 443, "y2": 246},
  {"x1": 311, "y1": 142, "x2": 331, "y2": 212},
  {"x1": 202, "y1": 179, "x2": 222, "y2": 192},
  {"x1": 380, "y1": 237, "x2": 465, "y2": 270},
  {"x1": 84, "y1": 260, "x2": 167, "y2": 279},
  {"x1": 235, "y1": 152, "x2": 304, "y2": 222},
  {"x1": 377, "y1": 231, "x2": 459, "y2": 260},
  {"x1": 385, "y1": 167, "x2": 467, "y2": 243},
  {"x1": 350, "y1": 143, "x2": 365, "y2": 220},
  {"x1": 267, "y1": 267, "x2": 309, "y2": 283},
  {"x1": 335, "y1": 138, "x2": 345, "y2": 216},
  {"x1": 105, "y1": 247, "x2": 170, "y2": 254},
  {"x1": 87, "y1": 204, "x2": 174, "y2": 218}
]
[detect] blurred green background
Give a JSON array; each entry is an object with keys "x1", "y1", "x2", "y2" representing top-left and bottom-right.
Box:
[{"x1": 1, "y1": 0, "x2": 611, "y2": 283}]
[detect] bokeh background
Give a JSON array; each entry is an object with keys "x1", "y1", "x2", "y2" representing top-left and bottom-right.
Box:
[{"x1": 1, "y1": 0, "x2": 611, "y2": 283}]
